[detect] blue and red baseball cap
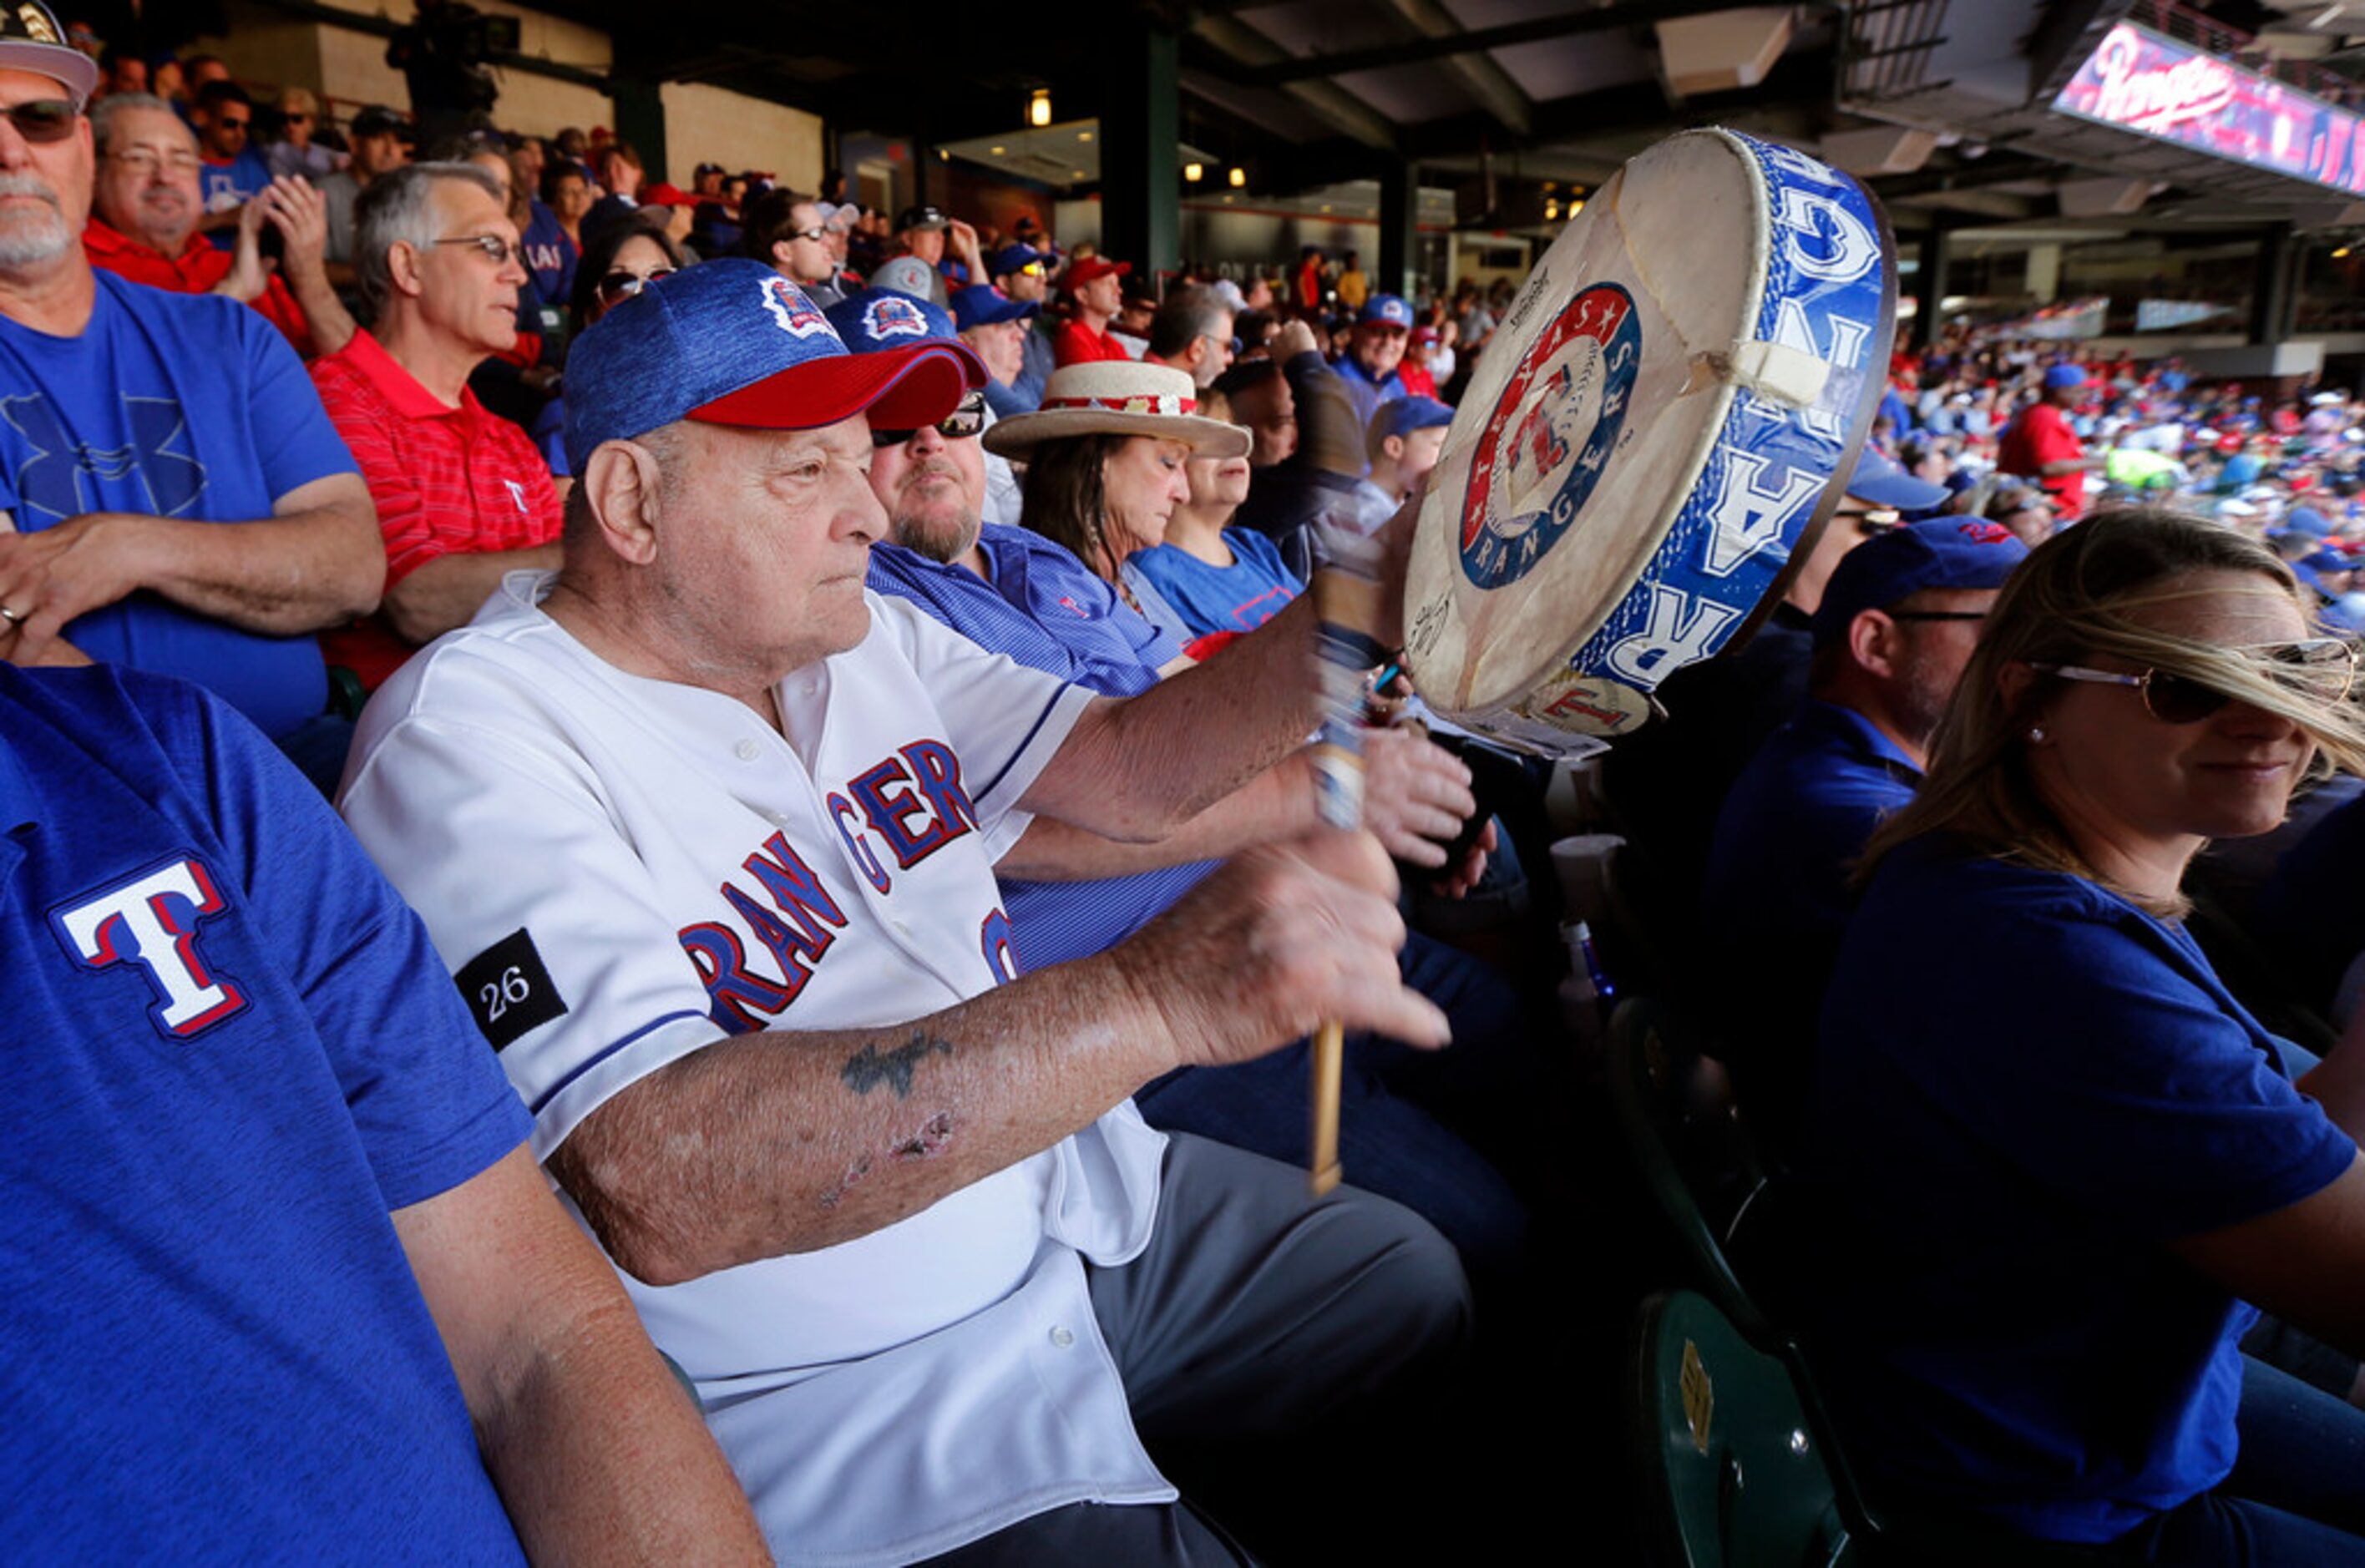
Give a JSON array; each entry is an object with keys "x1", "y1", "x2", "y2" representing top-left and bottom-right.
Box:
[
  {"x1": 824, "y1": 288, "x2": 986, "y2": 381},
  {"x1": 1811, "y1": 518, "x2": 2029, "y2": 646},
  {"x1": 565, "y1": 259, "x2": 975, "y2": 473},
  {"x1": 2042, "y1": 362, "x2": 2088, "y2": 391},
  {"x1": 1373, "y1": 395, "x2": 1455, "y2": 443},
  {"x1": 950, "y1": 285, "x2": 1040, "y2": 331},
  {"x1": 1358, "y1": 294, "x2": 1414, "y2": 329}
]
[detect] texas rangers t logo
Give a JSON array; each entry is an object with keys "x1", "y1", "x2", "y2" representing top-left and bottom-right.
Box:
[
  {"x1": 51, "y1": 854, "x2": 248, "y2": 1039},
  {"x1": 1458, "y1": 282, "x2": 1641, "y2": 590}
]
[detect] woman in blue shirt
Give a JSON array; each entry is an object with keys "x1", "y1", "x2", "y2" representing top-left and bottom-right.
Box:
[{"x1": 1802, "y1": 508, "x2": 2365, "y2": 1565}]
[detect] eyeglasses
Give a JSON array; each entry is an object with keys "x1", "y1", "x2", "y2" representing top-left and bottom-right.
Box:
[
  {"x1": 215, "y1": 116, "x2": 250, "y2": 132},
  {"x1": 1, "y1": 99, "x2": 78, "y2": 144},
  {"x1": 595, "y1": 266, "x2": 676, "y2": 304},
  {"x1": 787, "y1": 226, "x2": 827, "y2": 243},
  {"x1": 108, "y1": 146, "x2": 200, "y2": 176},
  {"x1": 434, "y1": 234, "x2": 525, "y2": 266},
  {"x1": 873, "y1": 394, "x2": 989, "y2": 448},
  {"x1": 284, "y1": 112, "x2": 311, "y2": 124},
  {"x1": 2033, "y1": 639, "x2": 2357, "y2": 723}
]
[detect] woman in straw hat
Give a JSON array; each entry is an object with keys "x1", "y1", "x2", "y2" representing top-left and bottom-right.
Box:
[
  {"x1": 1790, "y1": 507, "x2": 2365, "y2": 1561},
  {"x1": 981, "y1": 361, "x2": 1249, "y2": 632}
]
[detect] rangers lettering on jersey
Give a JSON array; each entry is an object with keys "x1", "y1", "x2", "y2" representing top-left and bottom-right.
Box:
[{"x1": 51, "y1": 854, "x2": 248, "y2": 1039}]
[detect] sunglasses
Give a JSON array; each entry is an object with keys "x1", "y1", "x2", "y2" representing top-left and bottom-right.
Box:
[
  {"x1": 2035, "y1": 639, "x2": 2357, "y2": 723},
  {"x1": 873, "y1": 395, "x2": 988, "y2": 448},
  {"x1": 1831, "y1": 505, "x2": 1902, "y2": 534},
  {"x1": 1, "y1": 99, "x2": 78, "y2": 144},
  {"x1": 595, "y1": 266, "x2": 676, "y2": 303}
]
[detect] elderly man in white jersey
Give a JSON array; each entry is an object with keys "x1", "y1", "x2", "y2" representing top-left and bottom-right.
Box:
[{"x1": 337, "y1": 259, "x2": 1471, "y2": 1568}]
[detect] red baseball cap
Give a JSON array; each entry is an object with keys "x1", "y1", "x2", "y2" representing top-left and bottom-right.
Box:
[{"x1": 1060, "y1": 256, "x2": 1132, "y2": 292}]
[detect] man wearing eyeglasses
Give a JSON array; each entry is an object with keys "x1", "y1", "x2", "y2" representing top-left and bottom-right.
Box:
[
  {"x1": 263, "y1": 86, "x2": 337, "y2": 184},
  {"x1": 0, "y1": 21, "x2": 382, "y2": 793},
  {"x1": 189, "y1": 77, "x2": 267, "y2": 248},
  {"x1": 309, "y1": 161, "x2": 561, "y2": 692},
  {"x1": 742, "y1": 185, "x2": 841, "y2": 306},
  {"x1": 1702, "y1": 518, "x2": 2028, "y2": 1153},
  {"x1": 83, "y1": 92, "x2": 356, "y2": 359}
]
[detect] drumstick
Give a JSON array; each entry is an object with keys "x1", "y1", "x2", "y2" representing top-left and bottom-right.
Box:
[{"x1": 1307, "y1": 536, "x2": 1388, "y2": 1196}]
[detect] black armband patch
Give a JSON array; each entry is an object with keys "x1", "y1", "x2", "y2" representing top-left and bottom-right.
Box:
[{"x1": 455, "y1": 928, "x2": 567, "y2": 1050}]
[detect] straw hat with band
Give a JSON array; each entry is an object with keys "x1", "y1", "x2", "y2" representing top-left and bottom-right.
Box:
[{"x1": 983, "y1": 362, "x2": 1248, "y2": 461}]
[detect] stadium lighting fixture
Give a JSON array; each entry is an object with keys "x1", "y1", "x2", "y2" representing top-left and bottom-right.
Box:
[
  {"x1": 1028, "y1": 89, "x2": 1052, "y2": 128},
  {"x1": 1184, "y1": 161, "x2": 1203, "y2": 182},
  {"x1": 1229, "y1": 166, "x2": 1246, "y2": 187}
]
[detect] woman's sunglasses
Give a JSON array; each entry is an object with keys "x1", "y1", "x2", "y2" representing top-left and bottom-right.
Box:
[
  {"x1": 595, "y1": 266, "x2": 676, "y2": 304},
  {"x1": 2034, "y1": 639, "x2": 2358, "y2": 724}
]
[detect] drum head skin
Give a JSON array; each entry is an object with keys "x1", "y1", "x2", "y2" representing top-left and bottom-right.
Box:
[{"x1": 1403, "y1": 129, "x2": 1894, "y2": 751}]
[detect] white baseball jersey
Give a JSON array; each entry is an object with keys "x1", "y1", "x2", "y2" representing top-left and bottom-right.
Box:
[{"x1": 340, "y1": 571, "x2": 1174, "y2": 1566}]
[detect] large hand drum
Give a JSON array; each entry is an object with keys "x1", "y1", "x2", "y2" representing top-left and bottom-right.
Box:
[{"x1": 1401, "y1": 129, "x2": 1895, "y2": 753}]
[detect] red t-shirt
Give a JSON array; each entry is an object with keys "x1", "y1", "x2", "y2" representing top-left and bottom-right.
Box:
[
  {"x1": 1998, "y1": 401, "x2": 2086, "y2": 518},
  {"x1": 1053, "y1": 319, "x2": 1134, "y2": 367},
  {"x1": 83, "y1": 218, "x2": 314, "y2": 357},
  {"x1": 309, "y1": 329, "x2": 564, "y2": 688}
]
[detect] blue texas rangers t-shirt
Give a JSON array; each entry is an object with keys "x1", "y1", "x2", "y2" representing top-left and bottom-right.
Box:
[
  {"x1": 1800, "y1": 837, "x2": 2357, "y2": 1544},
  {"x1": 0, "y1": 662, "x2": 533, "y2": 1561},
  {"x1": 198, "y1": 147, "x2": 273, "y2": 248},
  {"x1": 519, "y1": 199, "x2": 576, "y2": 308},
  {"x1": 0, "y1": 272, "x2": 359, "y2": 739},
  {"x1": 1123, "y1": 527, "x2": 1303, "y2": 646}
]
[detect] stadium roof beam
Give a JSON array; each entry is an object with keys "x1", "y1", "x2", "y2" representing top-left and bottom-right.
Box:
[
  {"x1": 1189, "y1": 11, "x2": 1401, "y2": 150},
  {"x1": 1228, "y1": 0, "x2": 1837, "y2": 88},
  {"x1": 1378, "y1": 0, "x2": 1534, "y2": 138},
  {"x1": 1398, "y1": 49, "x2": 1837, "y2": 161}
]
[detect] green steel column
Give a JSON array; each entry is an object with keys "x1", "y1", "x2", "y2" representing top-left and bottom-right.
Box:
[
  {"x1": 611, "y1": 77, "x2": 667, "y2": 186},
  {"x1": 1377, "y1": 157, "x2": 1419, "y2": 300},
  {"x1": 1099, "y1": 25, "x2": 1180, "y2": 282}
]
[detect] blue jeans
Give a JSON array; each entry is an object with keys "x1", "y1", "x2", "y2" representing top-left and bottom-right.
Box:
[
  {"x1": 1130, "y1": 929, "x2": 1534, "y2": 1277},
  {"x1": 2108, "y1": 1356, "x2": 2365, "y2": 1565}
]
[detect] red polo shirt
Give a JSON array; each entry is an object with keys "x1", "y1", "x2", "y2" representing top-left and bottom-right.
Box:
[
  {"x1": 1998, "y1": 400, "x2": 2086, "y2": 519},
  {"x1": 1053, "y1": 317, "x2": 1135, "y2": 367},
  {"x1": 83, "y1": 217, "x2": 315, "y2": 357},
  {"x1": 310, "y1": 329, "x2": 563, "y2": 689}
]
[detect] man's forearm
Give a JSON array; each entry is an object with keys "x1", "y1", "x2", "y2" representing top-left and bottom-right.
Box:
[
  {"x1": 283, "y1": 261, "x2": 359, "y2": 357},
  {"x1": 139, "y1": 482, "x2": 383, "y2": 631},
  {"x1": 1022, "y1": 595, "x2": 1323, "y2": 841},
  {"x1": 549, "y1": 949, "x2": 1173, "y2": 1283},
  {"x1": 995, "y1": 756, "x2": 1313, "y2": 881},
  {"x1": 386, "y1": 544, "x2": 565, "y2": 646}
]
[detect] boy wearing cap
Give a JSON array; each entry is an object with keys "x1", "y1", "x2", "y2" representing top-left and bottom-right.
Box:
[
  {"x1": 1702, "y1": 518, "x2": 2027, "y2": 1151},
  {"x1": 1346, "y1": 395, "x2": 1455, "y2": 531},
  {"x1": 339, "y1": 259, "x2": 1470, "y2": 1568}
]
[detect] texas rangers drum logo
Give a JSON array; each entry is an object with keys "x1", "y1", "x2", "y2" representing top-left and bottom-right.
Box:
[{"x1": 1459, "y1": 283, "x2": 1641, "y2": 589}]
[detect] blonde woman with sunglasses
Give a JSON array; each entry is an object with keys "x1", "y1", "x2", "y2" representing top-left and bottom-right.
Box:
[{"x1": 1793, "y1": 508, "x2": 2365, "y2": 1565}]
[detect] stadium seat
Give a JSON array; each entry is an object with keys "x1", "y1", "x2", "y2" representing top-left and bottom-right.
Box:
[
  {"x1": 1608, "y1": 995, "x2": 1776, "y2": 1339},
  {"x1": 1632, "y1": 1287, "x2": 1855, "y2": 1568}
]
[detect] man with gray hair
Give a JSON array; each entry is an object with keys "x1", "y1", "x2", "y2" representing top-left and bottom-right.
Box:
[
  {"x1": 82, "y1": 91, "x2": 355, "y2": 357},
  {"x1": 308, "y1": 161, "x2": 563, "y2": 691},
  {"x1": 1144, "y1": 286, "x2": 1234, "y2": 389}
]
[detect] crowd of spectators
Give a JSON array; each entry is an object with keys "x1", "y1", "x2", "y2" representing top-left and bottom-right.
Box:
[{"x1": 13, "y1": 5, "x2": 2365, "y2": 1562}]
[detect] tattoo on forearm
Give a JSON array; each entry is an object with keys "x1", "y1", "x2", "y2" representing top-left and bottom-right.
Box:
[{"x1": 840, "y1": 1030, "x2": 953, "y2": 1099}]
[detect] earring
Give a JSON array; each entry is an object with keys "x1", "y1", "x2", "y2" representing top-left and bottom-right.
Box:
[{"x1": 2028, "y1": 726, "x2": 2047, "y2": 743}]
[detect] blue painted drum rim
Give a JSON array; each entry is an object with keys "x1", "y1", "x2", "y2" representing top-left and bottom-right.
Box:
[{"x1": 1402, "y1": 128, "x2": 1897, "y2": 751}]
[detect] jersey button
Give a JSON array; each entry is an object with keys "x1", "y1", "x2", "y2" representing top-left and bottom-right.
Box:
[
  {"x1": 1049, "y1": 1326, "x2": 1076, "y2": 1349},
  {"x1": 734, "y1": 739, "x2": 762, "y2": 761}
]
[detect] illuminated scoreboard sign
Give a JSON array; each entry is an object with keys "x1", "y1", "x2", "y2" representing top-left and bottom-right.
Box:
[{"x1": 2053, "y1": 21, "x2": 2365, "y2": 198}]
